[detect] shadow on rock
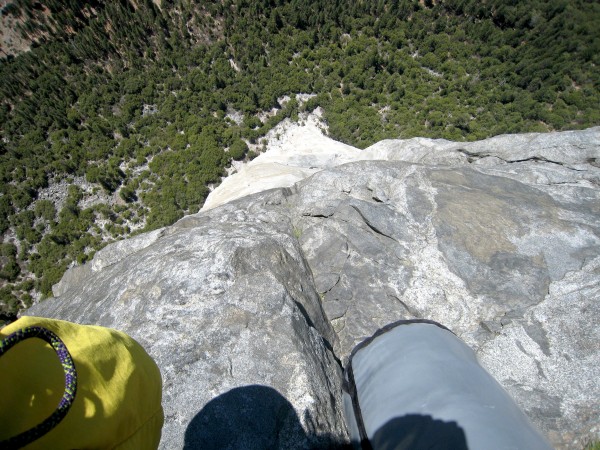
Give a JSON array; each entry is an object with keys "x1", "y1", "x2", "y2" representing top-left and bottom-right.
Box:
[
  {"x1": 370, "y1": 414, "x2": 468, "y2": 450},
  {"x1": 184, "y1": 384, "x2": 351, "y2": 450}
]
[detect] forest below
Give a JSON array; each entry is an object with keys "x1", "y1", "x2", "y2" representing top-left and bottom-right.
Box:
[{"x1": 0, "y1": 0, "x2": 599, "y2": 313}]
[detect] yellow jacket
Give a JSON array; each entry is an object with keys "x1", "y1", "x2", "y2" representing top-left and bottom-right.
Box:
[{"x1": 0, "y1": 316, "x2": 163, "y2": 449}]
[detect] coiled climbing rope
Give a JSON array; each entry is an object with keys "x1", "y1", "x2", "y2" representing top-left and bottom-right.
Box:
[{"x1": 0, "y1": 326, "x2": 77, "y2": 449}]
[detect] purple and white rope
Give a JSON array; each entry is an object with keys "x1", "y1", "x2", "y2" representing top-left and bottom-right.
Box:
[{"x1": 0, "y1": 326, "x2": 77, "y2": 449}]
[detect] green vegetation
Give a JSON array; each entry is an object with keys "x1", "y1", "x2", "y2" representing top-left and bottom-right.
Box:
[
  {"x1": 1, "y1": 0, "x2": 599, "y2": 313},
  {"x1": 229, "y1": 140, "x2": 250, "y2": 161}
]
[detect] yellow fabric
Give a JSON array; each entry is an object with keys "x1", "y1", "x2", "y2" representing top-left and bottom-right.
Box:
[{"x1": 0, "y1": 316, "x2": 163, "y2": 449}]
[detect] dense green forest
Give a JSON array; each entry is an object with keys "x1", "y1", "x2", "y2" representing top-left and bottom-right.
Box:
[{"x1": 1, "y1": 0, "x2": 599, "y2": 313}]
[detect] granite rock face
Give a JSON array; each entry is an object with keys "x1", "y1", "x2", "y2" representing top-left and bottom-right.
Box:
[
  {"x1": 30, "y1": 204, "x2": 349, "y2": 449},
  {"x1": 28, "y1": 128, "x2": 600, "y2": 449}
]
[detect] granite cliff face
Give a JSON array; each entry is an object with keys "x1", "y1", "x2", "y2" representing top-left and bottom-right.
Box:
[{"x1": 28, "y1": 127, "x2": 600, "y2": 449}]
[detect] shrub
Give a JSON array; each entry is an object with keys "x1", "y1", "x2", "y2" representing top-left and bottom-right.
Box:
[
  {"x1": 0, "y1": 243, "x2": 17, "y2": 258},
  {"x1": 35, "y1": 199, "x2": 56, "y2": 221},
  {"x1": 0, "y1": 258, "x2": 20, "y2": 281},
  {"x1": 228, "y1": 139, "x2": 249, "y2": 161},
  {"x1": 0, "y1": 287, "x2": 18, "y2": 314}
]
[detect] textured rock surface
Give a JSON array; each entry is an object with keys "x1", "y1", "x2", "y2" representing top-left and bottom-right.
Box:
[
  {"x1": 30, "y1": 203, "x2": 349, "y2": 449},
  {"x1": 27, "y1": 127, "x2": 600, "y2": 449},
  {"x1": 202, "y1": 110, "x2": 360, "y2": 211}
]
